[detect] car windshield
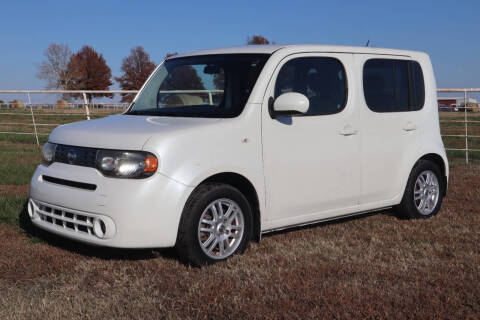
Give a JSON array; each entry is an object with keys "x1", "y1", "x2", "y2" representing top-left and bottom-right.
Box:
[{"x1": 126, "y1": 54, "x2": 270, "y2": 118}]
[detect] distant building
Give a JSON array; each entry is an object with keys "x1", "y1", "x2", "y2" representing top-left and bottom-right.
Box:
[
  {"x1": 437, "y1": 97, "x2": 477, "y2": 106},
  {"x1": 437, "y1": 97, "x2": 479, "y2": 112}
]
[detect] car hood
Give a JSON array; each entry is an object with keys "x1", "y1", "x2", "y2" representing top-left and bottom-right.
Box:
[{"x1": 49, "y1": 114, "x2": 221, "y2": 150}]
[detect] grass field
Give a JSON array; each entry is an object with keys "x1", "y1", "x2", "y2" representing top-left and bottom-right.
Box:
[{"x1": 0, "y1": 109, "x2": 479, "y2": 318}]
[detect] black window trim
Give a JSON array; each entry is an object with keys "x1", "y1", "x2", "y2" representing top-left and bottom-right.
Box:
[
  {"x1": 409, "y1": 60, "x2": 426, "y2": 111},
  {"x1": 273, "y1": 56, "x2": 349, "y2": 117},
  {"x1": 363, "y1": 58, "x2": 425, "y2": 113}
]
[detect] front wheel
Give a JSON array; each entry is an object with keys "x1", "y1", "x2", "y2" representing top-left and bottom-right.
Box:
[
  {"x1": 175, "y1": 183, "x2": 253, "y2": 266},
  {"x1": 396, "y1": 160, "x2": 444, "y2": 219}
]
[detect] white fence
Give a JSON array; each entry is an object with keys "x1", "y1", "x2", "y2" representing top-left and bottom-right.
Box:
[
  {"x1": 1, "y1": 89, "x2": 479, "y2": 164},
  {"x1": 0, "y1": 90, "x2": 135, "y2": 146},
  {"x1": 437, "y1": 88, "x2": 480, "y2": 164}
]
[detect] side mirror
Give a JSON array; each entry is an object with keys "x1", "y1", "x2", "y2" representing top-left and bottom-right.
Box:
[{"x1": 270, "y1": 92, "x2": 309, "y2": 118}]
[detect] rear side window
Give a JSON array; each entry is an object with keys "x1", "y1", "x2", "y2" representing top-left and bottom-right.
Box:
[
  {"x1": 363, "y1": 59, "x2": 425, "y2": 112},
  {"x1": 275, "y1": 57, "x2": 347, "y2": 116}
]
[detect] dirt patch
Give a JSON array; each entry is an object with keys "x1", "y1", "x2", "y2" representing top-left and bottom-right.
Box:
[
  {"x1": 0, "y1": 184, "x2": 29, "y2": 195},
  {"x1": 0, "y1": 224, "x2": 79, "y2": 283}
]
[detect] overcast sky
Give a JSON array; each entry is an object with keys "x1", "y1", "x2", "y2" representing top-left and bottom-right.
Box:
[{"x1": 1, "y1": 0, "x2": 478, "y2": 95}]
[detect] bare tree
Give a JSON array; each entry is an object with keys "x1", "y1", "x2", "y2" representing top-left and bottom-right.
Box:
[
  {"x1": 115, "y1": 46, "x2": 156, "y2": 102},
  {"x1": 36, "y1": 43, "x2": 72, "y2": 90}
]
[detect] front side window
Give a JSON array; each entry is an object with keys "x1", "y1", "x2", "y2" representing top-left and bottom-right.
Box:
[
  {"x1": 128, "y1": 54, "x2": 269, "y2": 118},
  {"x1": 274, "y1": 57, "x2": 347, "y2": 116},
  {"x1": 363, "y1": 59, "x2": 425, "y2": 112}
]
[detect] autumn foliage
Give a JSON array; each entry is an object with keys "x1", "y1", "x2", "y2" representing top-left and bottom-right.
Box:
[
  {"x1": 66, "y1": 46, "x2": 113, "y2": 101},
  {"x1": 247, "y1": 35, "x2": 272, "y2": 45},
  {"x1": 164, "y1": 52, "x2": 178, "y2": 60},
  {"x1": 115, "y1": 46, "x2": 156, "y2": 102},
  {"x1": 36, "y1": 37, "x2": 277, "y2": 105},
  {"x1": 160, "y1": 51, "x2": 205, "y2": 91}
]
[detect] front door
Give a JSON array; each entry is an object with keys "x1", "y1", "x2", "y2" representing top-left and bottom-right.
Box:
[{"x1": 262, "y1": 53, "x2": 361, "y2": 227}]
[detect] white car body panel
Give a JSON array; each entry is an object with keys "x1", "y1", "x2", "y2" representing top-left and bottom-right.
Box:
[
  {"x1": 261, "y1": 52, "x2": 361, "y2": 227},
  {"x1": 29, "y1": 45, "x2": 448, "y2": 248}
]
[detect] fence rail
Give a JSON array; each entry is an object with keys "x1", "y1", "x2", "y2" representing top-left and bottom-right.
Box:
[
  {"x1": 1, "y1": 89, "x2": 479, "y2": 164},
  {"x1": 437, "y1": 88, "x2": 480, "y2": 163}
]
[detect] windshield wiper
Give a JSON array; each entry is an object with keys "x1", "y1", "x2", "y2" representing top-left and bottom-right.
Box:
[
  {"x1": 127, "y1": 110, "x2": 147, "y2": 115},
  {"x1": 127, "y1": 109, "x2": 183, "y2": 117}
]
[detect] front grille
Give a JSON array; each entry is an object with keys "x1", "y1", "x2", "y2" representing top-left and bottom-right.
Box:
[
  {"x1": 54, "y1": 144, "x2": 98, "y2": 168},
  {"x1": 36, "y1": 202, "x2": 95, "y2": 236}
]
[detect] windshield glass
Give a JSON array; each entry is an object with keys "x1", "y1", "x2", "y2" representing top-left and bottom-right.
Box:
[{"x1": 127, "y1": 54, "x2": 270, "y2": 118}]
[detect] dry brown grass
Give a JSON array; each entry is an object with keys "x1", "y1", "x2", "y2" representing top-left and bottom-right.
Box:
[
  {"x1": 0, "y1": 185, "x2": 29, "y2": 196},
  {"x1": 0, "y1": 165, "x2": 479, "y2": 319}
]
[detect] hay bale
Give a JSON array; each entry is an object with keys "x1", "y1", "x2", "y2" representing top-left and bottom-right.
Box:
[
  {"x1": 9, "y1": 99, "x2": 25, "y2": 108},
  {"x1": 459, "y1": 102, "x2": 480, "y2": 112},
  {"x1": 56, "y1": 99, "x2": 69, "y2": 109}
]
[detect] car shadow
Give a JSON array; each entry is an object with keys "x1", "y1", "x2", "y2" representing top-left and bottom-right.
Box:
[
  {"x1": 18, "y1": 199, "x2": 404, "y2": 261},
  {"x1": 18, "y1": 201, "x2": 179, "y2": 262}
]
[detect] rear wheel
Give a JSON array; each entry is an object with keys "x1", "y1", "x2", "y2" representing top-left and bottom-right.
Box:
[
  {"x1": 397, "y1": 160, "x2": 444, "y2": 219},
  {"x1": 176, "y1": 183, "x2": 253, "y2": 266}
]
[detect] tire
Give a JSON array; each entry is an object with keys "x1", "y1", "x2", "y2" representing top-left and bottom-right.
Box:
[
  {"x1": 175, "y1": 183, "x2": 253, "y2": 266},
  {"x1": 396, "y1": 159, "x2": 444, "y2": 219}
]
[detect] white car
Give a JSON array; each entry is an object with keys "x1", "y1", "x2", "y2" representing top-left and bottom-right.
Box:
[{"x1": 29, "y1": 45, "x2": 448, "y2": 265}]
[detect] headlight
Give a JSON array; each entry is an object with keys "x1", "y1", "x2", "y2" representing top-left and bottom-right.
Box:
[
  {"x1": 96, "y1": 150, "x2": 158, "y2": 178},
  {"x1": 42, "y1": 142, "x2": 57, "y2": 165}
]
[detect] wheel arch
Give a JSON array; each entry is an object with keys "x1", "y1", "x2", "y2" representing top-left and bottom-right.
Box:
[
  {"x1": 197, "y1": 172, "x2": 262, "y2": 242},
  {"x1": 413, "y1": 153, "x2": 448, "y2": 196}
]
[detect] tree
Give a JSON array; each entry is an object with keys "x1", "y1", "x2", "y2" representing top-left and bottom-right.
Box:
[
  {"x1": 247, "y1": 35, "x2": 272, "y2": 45},
  {"x1": 164, "y1": 52, "x2": 178, "y2": 60},
  {"x1": 213, "y1": 72, "x2": 225, "y2": 90},
  {"x1": 66, "y1": 46, "x2": 113, "y2": 102},
  {"x1": 36, "y1": 43, "x2": 72, "y2": 90},
  {"x1": 160, "y1": 52, "x2": 205, "y2": 91},
  {"x1": 115, "y1": 46, "x2": 156, "y2": 102},
  {"x1": 160, "y1": 66, "x2": 205, "y2": 91}
]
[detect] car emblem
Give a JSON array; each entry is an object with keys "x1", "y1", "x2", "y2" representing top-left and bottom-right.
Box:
[{"x1": 67, "y1": 150, "x2": 77, "y2": 164}]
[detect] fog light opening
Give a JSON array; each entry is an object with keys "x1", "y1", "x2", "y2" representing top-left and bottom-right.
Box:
[
  {"x1": 93, "y1": 218, "x2": 106, "y2": 239},
  {"x1": 28, "y1": 200, "x2": 35, "y2": 219}
]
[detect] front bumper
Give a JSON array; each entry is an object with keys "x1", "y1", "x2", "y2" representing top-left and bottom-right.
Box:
[{"x1": 29, "y1": 163, "x2": 193, "y2": 248}]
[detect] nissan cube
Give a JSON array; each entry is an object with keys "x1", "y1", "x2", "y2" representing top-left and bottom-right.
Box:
[{"x1": 29, "y1": 45, "x2": 449, "y2": 266}]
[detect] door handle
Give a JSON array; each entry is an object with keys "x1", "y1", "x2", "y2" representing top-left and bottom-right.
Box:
[
  {"x1": 402, "y1": 122, "x2": 417, "y2": 132},
  {"x1": 339, "y1": 125, "x2": 358, "y2": 136}
]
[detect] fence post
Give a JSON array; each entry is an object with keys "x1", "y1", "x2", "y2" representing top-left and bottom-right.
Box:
[
  {"x1": 208, "y1": 91, "x2": 213, "y2": 105},
  {"x1": 27, "y1": 92, "x2": 39, "y2": 146},
  {"x1": 82, "y1": 92, "x2": 91, "y2": 120},
  {"x1": 464, "y1": 90, "x2": 469, "y2": 164}
]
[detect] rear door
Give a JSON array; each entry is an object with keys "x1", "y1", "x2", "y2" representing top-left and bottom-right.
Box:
[{"x1": 356, "y1": 55, "x2": 425, "y2": 205}]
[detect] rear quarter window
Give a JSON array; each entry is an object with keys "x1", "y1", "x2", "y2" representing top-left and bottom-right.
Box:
[{"x1": 363, "y1": 59, "x2": 425, "y2": 112}]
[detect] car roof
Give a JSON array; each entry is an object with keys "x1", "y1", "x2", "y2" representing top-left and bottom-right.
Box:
[{"x1": 171, "y1": 44, "x2": 424, "y2": 59}]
